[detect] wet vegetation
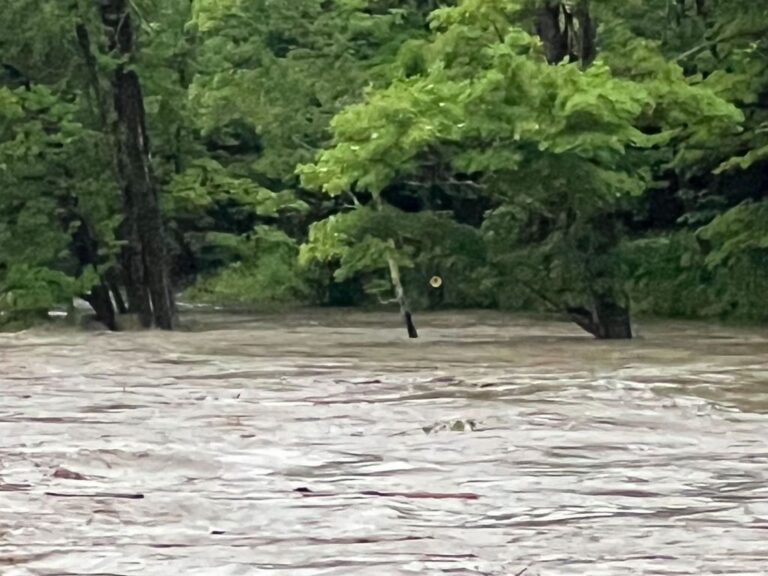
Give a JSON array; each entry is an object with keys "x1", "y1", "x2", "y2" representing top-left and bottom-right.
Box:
[{"x1": 1, "y1": 1, "x2": 767, "y2": 338}]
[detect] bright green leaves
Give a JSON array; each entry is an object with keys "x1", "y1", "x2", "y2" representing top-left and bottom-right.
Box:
[
  {"x1": 167, "y1": 158, "x2": 308, "y2": 219},
  {"x1": 429, "y1": 0, "x2": 522, "y2": 31},
  {"x1": 300, "y1": 205, "x2": 485, "y2": 304},
  {"x1": 190, "y1": 0, "x2": 243, "y2": 32},
  {"x1": 299, "y1": 76, "x2": 466, "y2": 195},
  {"x1": 302, "y1": 0, "x2": 741, "y2": 202},
  {"x1": 300, "y1": 207, "x2": 412, "y2": 281},
  {"x1": 302, "y1": 20, "x2": 674, "y2": 207},
  {"x1": 297, "y1": 0, "x2": 750, "y2": 323},
  {"x1": 0, "y1": 266, "x2": 97, "y2": 322},
  {"x1": 716, "y1": 144, "x2": 768, "y2": 173}
]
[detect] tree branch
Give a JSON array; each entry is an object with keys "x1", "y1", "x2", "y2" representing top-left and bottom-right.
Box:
[
  {"x1": 676, "y1": 28, "x2": 768, "y2": 62},
  {"x1": 403, "y1": 178, "x2": 487, "y2": 190}
]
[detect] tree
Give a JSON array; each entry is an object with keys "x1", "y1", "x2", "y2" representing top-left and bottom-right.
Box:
[
  {"x1": 0, "y1": 2, "x2": 123, "y2": 329},
  {"x1": 97, "y1": 0, "x2": 176, "y2": 329},
  {"x1": 299, "y1": 0, "x2": 741, "y2": 338},
  {"x1": 1, "y1": 0, "x2": 765, "y2": 331}
]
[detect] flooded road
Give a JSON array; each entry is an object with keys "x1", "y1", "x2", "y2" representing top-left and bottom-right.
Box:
[{"x1": 2, "y1": 310, "x2": 768, "y2": 575}]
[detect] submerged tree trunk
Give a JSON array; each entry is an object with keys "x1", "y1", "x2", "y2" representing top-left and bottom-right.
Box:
[
  {"x1": 593, "y1": 297, "x2": 632, "y2": 339},
  {"x1": 387, "y1": 255, "x2": 418, "y2": 339},
  {"x1": 567, "y1": 298, "x2": 632, "y2": 340},
  {"x1": 69, "y1": 216, "x2": 117, "y2": 330},
  {"x1": 99, "y1": 0, "x2": 175, "y2": 329},
  {"x1": 105, "y1": 268, "x2": 128, "y2": 314},
  {"x1": 567, "y1": 213, "x2": 633, "y2": 339},
  {"x1": 75, "y1": 21, "x2": 137, "y2": 328}
]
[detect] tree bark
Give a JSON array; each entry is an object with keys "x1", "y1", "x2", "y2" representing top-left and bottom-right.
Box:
[
  {"x1": 387, "y1": 255, "x2": 418, "y2": 338},
  {"x1": 535, "y1": 2, "x2": 630, "y2": 339},
  {"x1": 566, "y1": 213, "x2": 633, "y2": 340},
  {"x1": 536, "y1": 0, "x2": 596, "y2": 67},
  {"x1": 106, "y1": 269, "x2": 128, "y2": 314},
  {"x1": 71, "y1": 217, "x2": 117, "y2": 330},
  {"x1": 99, "y1": 0, "x2": 176, "y2": 329},
  {"x1": 567, "y1": 299, "x2": 632, "y2": 340},
  {"x1": 536, "y1": 2, "x2": 569, "y2": 64}
]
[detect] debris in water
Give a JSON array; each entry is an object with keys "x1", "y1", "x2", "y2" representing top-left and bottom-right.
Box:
[
  {"x1": 44, "y1": 491, "x2": 144, "y2": 499},
  {"x1": 294, "y1": 487, "x2": 479, "y2": 500},
  {"x1": 51, "y1": 467, "x2": 88, "y2": 480}
]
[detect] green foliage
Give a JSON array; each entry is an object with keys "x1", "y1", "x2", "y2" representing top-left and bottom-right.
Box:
[
  {"x1": 0, "y1": 265, "x2": 98, "y2": 327},
  {"x1": 300, "y1": 204, "x2": 488, "y2": 304},
  {"x1": 622, "y1": 233, "x2": 719, "y2": 318},
  {"x1": 187, "y1": 0, "x2": 432, "y2": 183},
  {"x1": 300, "y1": 0, "x2": 743, "y2": 323},
  {"x1": 166, "y1": 157, "x2": 308, "y2": 220},
  {"x1": 0, "y1": 85, "x2": 115, "y2": 324},
  {"x1": 1, "y1": 0, "x2": 767, "y2": 327},
  {"x1": 698, "y1": 201, "x2": 768, "y2": 267},
  {"x1": 183, "y1": 227, "x2": 312, "y2": 306},
  {"x1": 623, "y1": 231, "x2": 768, "y2": 321}
]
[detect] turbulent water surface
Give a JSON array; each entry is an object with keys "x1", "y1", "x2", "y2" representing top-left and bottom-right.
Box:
[{"x1": 2, "y1": 310, "x2": 768, "y2": 575}]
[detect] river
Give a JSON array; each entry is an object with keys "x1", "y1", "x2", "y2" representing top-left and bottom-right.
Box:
[{"x1": 1, "y1": 310, "x2": 768, "y2": 575}]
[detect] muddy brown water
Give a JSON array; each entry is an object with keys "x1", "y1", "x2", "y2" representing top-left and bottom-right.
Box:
[{"x1": 1, "y1": 310, "x2": 768, "y2": 575}]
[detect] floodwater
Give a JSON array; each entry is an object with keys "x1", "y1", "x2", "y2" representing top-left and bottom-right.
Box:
[{"x1": 2, "y1": 310, "x2": 768, "y2": 576}]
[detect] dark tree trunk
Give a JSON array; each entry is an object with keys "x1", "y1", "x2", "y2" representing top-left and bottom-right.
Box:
[
  {"x1": 387, "y1": 255, "x2": 418, "y2": 339},
  {"x1": 99, "y1": 0, "x2": 176, "y2": 329},
  {"x1": 84, "y1": 283, "x2": 118, "y2": 331},
  {"x1": 109, "y1": 283, "x2": 128, "y2": 315},
  {"x1": 568, "y1": 299, "x2": 632, "y2": 340},
  {"x1": 535, "y1": 0, "x2": 596, "y2": 67},
  {"x1": 404, "y1": 311, "x2": 419, "y2": 339},
  {"x1": 571, "y1": 1, "x2": 596, "y2": 66},
  {"x1": 71, "y1": 218, "x2": 118, "y2": 330},
  {"x1": 105, "y1": 269, "x2": 128, "y2": 314},
  {"x1": 117, "y1": 176, "x2": 153, "y2": 328},
  {"x1": 536, "y1": 3, "x2": 569, "y2": 64},
  {"x1": 593, "y1": 298, "x2": 632, "y2": 339},
  {"x1": 566, "y1": 213, "x2": 633, "y2": 339}
]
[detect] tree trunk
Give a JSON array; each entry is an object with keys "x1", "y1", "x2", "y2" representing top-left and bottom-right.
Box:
[
  {"x1": 566, "y1": 213, "x2": 633, "y2": 339},
  {"x1": 536, "y1": 2, "x2": 569, "y2": 64},
  {"x1": 118, "y1": 181, "x2": 154, "y2": 328},
  {"x1": 71, "y1": 218, "x2": 118, "y2": 330},
  {"x1": 535, "y1": 3, "x2": 628, "y2": 339},
  {"x1": 99, "y1": 0, "x2": 176, "y2": 329},
  {"x1": 536, "y1": 0, "x2": 596, "y2": 67},
  {"x1": 105, "y1": 268, "x2": 128, "y2": 314},
  {"x1": 75, "y1": 21, "x2": 139, "y2": 327},
  {"x1": 84, "y1": 283, "x2": 118, "y2": 331},
  {"x1": 387, "y1": 255, "x2": 418, "y2": 339},
  {"x1": 593, "y1": 297, "x2": 632, "y2": 339},
  {"x1": 568, "y1": 299, "x2": 632, "y2": 340}
]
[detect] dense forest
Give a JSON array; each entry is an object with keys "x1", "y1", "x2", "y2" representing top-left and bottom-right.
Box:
[{"x1": 0, "y1": 0, "x2": 766, "y2": 338}]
